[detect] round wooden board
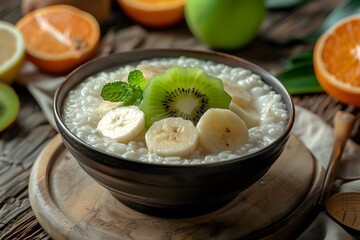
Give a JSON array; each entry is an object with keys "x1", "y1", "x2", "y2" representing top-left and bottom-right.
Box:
[{"x1": 29, "y1": 134, "x2": 323, "y2": 240}]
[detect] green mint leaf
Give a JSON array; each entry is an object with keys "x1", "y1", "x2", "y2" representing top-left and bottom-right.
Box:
[
  {"x1": 101, "y1": 81, "x2": 134, "y2": 102},
  {"x1": 100, "y1": 70, "x2": 147, "y2": 106},
  {"x1": 128, "y1": 70, "x2": 146, "y2": 90},
  {"x1": 125, "y1": 88, "x2": 143, "y2": 106}
]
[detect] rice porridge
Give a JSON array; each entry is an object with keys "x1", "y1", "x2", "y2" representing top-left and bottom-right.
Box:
[{"x1": 63, "y1": 57, "x2": 288, "y2": 164}]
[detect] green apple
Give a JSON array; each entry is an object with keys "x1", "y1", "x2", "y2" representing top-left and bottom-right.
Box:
[{"x1": 185, "y1": 0, "x2": 266, "y2": 50}]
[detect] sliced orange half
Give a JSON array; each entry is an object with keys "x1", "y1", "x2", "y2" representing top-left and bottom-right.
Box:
[
  {"x1": 16, "y1": 5, "x2": 100, "y2": 74},
  {"x1": 313, "y1": 15, "x2": 360, "y2": 107},
  {"x1": 117, "y1": 0, "x2": 186, "y2": 28}
]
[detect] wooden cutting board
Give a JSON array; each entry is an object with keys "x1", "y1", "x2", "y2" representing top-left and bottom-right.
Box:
[{"x1": 29, "y1": 134, "x2": 324, "y2": 240}]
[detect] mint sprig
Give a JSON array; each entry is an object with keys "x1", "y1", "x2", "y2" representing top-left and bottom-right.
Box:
[{"x1": 101, "y1": 70, "x2": 146, "y2": 106}]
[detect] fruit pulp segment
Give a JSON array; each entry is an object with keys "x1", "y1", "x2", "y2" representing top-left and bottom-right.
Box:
[
  {"x1": 0, "y1": 29, "x2": 16, "y2": 66},
  {"x1": 321, "y1": 20, "x2": 360, "y2": 87},
  {"x1": 352, "y1": 45, "x2": 360, "y2": 62}
]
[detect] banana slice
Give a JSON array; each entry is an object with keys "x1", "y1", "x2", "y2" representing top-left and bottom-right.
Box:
[
  {"x1": 97, "y1": 106, "x2": 145, "y2": 143},
  {"x1": 223, "y1": 80, "x2": 260, "y2": 128},
  {"x1": 223, "y1": 80, "x2": 252, "y2": 106},
  {"x1": 145, "y1": 117, "x2": 198, "y2": 157},
  {"x1": 196, "y1": 108, "x2": 248, "y2": 153},
  {"x1": 229, "y1": 102, "x2": 259, "y2": 128}
]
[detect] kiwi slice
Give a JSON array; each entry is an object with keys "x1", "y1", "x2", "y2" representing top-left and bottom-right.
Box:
[
  {"x1": 140, "y1": 66, "x2": 231, "y2": 128},
  {"x1": 0, "y1": 82, "x2": 20, "y2": 132}
]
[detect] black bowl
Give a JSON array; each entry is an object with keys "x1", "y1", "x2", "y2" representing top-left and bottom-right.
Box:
[{"x1": 54, "y1": 49, "x2": 295, "y2": 218}]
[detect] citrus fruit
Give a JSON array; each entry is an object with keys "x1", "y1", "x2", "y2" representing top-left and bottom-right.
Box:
[
  {"x1": 0, "y1": 21, "x2": 25, "y2": 84},
  {"x1": 314, "y1": 15, "x2": 360, "y2": 107},
  {"x1": 0, "y1": 82, "x2": 20, "y2": 132},
  {"x1": 21, "y1": 0, "x2": 111, "y2": 24},
  {"x1": 16, "y1": 5, "x2": 100, "y2": 74},
  {"x1": 117, "y1": 0, "x2": 186, "y2": 28},
  {"x1": 184, "y1": 0, "x2": 266, "y2": 50}
]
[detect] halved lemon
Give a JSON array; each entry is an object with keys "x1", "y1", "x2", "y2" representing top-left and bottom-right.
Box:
[
  {"x1": 313, "y1": 15, "x2": 360, "y2": 107},
  {"x1": 0, "y1": 21, "x2": 25, "y2": 84}
]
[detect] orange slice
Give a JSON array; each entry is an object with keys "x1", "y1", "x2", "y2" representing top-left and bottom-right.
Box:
[
  {"x1": 117, "y1": 0, "x2": 186, "y2": 28},
  {"x1": 16, "y1": 5, "x2": 100, "y2": 74},
  {"x1": 314, "y1": 15, "x2": 360, "y2": 107}
]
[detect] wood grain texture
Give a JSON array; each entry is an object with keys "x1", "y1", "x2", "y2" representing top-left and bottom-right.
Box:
[
  {"x1": 326, "y1": 192, "x2": 360, "y2": 231},
  {"x1": 0, "y1": 86, "x2": 56, "y2": 240},
  {"x1": 319, "y1": 111, "x2": 357, "y2": 204},
  {"x1": 29, "y1": 134, "x2": 323, "y2": 240}
]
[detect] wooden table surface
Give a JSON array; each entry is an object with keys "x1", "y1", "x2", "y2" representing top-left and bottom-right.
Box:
[{"x1": 0, "y1": 0, "x2": 359, "y2": 239}]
